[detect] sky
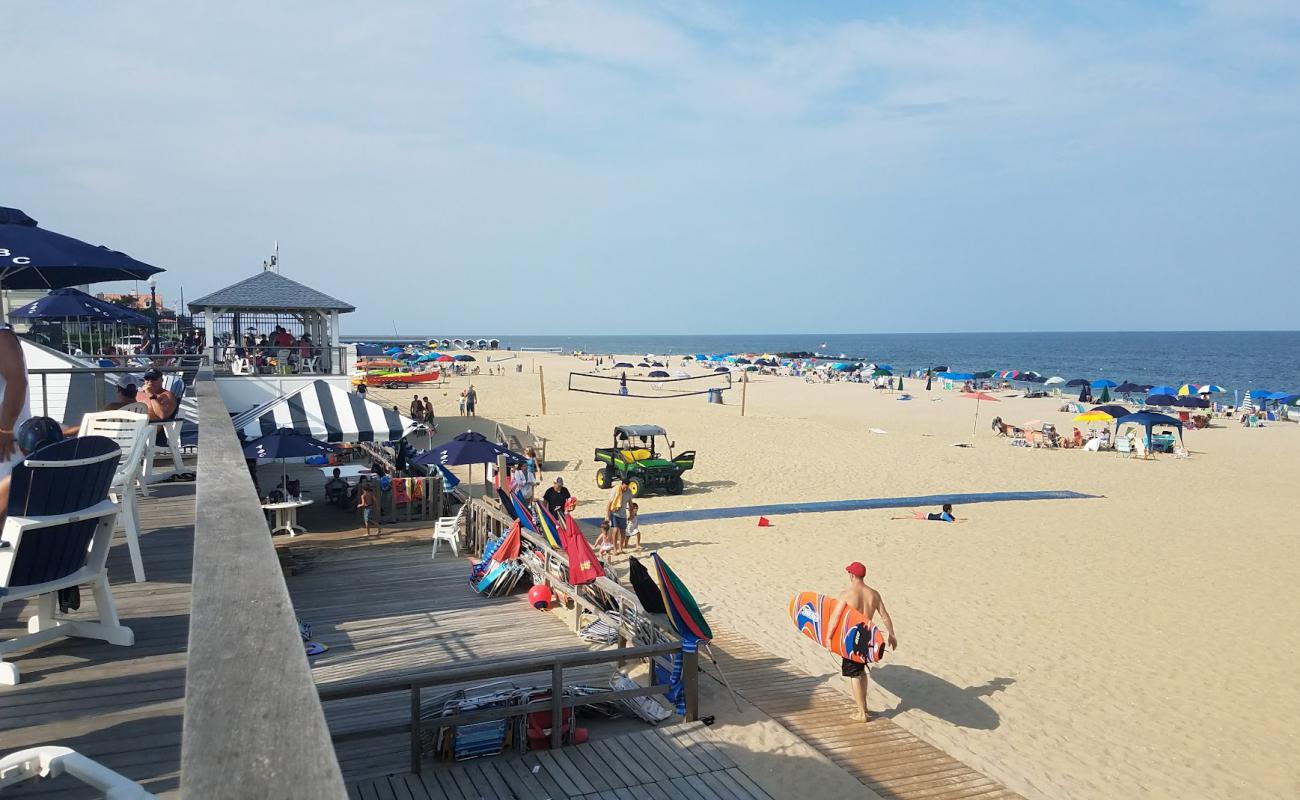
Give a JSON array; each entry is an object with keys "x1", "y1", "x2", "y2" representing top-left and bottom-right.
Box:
[{"x1": 2, "y1": 0, "x2": 1298, "y2": 335}]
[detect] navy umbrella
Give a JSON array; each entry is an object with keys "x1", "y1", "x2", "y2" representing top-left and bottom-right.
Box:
[
  {"x1": 1114, "y1": 382, "x2": 1145, "y2": 395},
  {"x1": 415, "y1": 430, "x2": 523, "y2": 490},
  {"x1": 0, "y1": 207, "x2": 163, "y2": 291},
  {"x1": 1065, "y1": 378, "x2": 1089, "y2": 387},
  {"x1": 1175, "y1": 395, "x2": 1210, "y2": 409},
  {"x1": 242, "y1": 427, "x2": 337, "y2": 494},
  {"x1": 1145, "y1": 394, "x2": 1177, "y2": 407},
  {"x1": 9, "y1": 287, "x2": 152, "y2": 325}
]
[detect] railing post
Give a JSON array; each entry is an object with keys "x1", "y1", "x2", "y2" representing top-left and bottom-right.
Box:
[
  {"x1": 683, "y1": 648, "x2": 699, "y2": 722},
  {"x1": 410, "y1": 685, "x2": 422, "y2": 774},
  {"x1": 550, "y1": 662, "x2": 564, "y2": 750}
]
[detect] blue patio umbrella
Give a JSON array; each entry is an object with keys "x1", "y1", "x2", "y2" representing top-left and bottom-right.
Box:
[
  {"x1": 9, "y1": 287, "x2": 153, "y2": 325},
  {"x1": 242, "y1": 427, "x2": 337, "y2": 492},
  {"x1": 0, "y1": 207, "x2": 163, "y2": 292},
  {"x1": 414, "y1": 431, "x2": 523, "y2": 468},
  {"x1": 1090, "y1": 379, "x2": 1118, "y2": 389}
]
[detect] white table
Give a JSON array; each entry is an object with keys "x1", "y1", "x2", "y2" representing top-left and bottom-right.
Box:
[
  {"x1": 262, "y1": 498, "x2": 314, "y2": 536},
  {"x1": 319, "y1": 464, "x2": 373, "y2": 486}
]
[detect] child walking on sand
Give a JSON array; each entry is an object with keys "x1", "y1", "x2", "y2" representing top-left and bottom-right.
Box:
[
  {"x1": 627, "y1": 502, "x2": 641, "y2": 549},
  {"x1": 359, "y1": 480, "x2": 379, "y2": 537}
]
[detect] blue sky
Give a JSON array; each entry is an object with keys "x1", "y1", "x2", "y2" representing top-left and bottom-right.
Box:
[{"x1": 2, "y1": 1, "x2": 1297, "y2": 334}]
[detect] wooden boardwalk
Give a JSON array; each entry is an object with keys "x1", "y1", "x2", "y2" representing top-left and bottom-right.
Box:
[
  {"x1": 0, "y1": 483, "x2": 196, "y2": 799},
  {"x1": 706, "y1": 630, "x2": 1020, "y2": 800},
  {"x1": 348, "y1": 722, "x2": 774, "y2": 800},
  {"x1": 282, "y1": 534, "x2": 649, "y2": 784}
]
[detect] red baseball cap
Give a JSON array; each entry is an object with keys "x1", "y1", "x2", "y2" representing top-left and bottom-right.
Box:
[{"x1": 845, "y1": 561, "x2": 866, "y2": 578}]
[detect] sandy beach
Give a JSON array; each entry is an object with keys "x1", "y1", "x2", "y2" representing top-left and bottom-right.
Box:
[{"x1": 374, "y1": 352, "x2": 1299, "y2": 799}]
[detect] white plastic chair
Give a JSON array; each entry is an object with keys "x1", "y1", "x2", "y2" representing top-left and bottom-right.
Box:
[
  {"x1": 78, "y1": 410, "x2": 151, "y2": 583},
  {"x1": 142, "y1": 376, "x2": 186, "y2": 489},
  {"x1": 300, "y1": 355, "x2": 319, "y2": 374},
  {"x1": 431, "y1": 504, "x2": 465, "y2": 560},
  {"x1": 0, "y1": 747, "x2": 155, "y2": 798}
]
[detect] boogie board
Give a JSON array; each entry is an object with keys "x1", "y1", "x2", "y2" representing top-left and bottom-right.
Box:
[{"x1": 789, "y1": 591, "x2": 887, "y2": 665}]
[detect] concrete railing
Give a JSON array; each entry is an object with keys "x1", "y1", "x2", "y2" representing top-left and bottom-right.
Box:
[{"x1": 181, "y1": 368, "x2": 347, "y2": 799}]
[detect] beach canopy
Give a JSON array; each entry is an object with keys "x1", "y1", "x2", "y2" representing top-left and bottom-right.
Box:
[
  {"x1": 415, "y1": 431, "x2": 524, "y2": 467},
  {"x1": 1115, "y1": 411, "x2": 1183, "y2": 443},
  {"x1": 1090, "y1": 379, "x2": 1117, "y2": 389},
  {"x1": 0, "y1": 206, "x2": 164, "y2": 291},
  {"x1": 242, "y1": 427, "x2": 336, "y2": 460},
  {"x1": 232, "y1": 379, "x2": 419, "y2": 443},
  {"x1": 9, "y1": 287, "x2": 153, "y2": 325}
]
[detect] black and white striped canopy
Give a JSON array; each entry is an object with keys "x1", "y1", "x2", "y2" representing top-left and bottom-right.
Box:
[{"x1": 231, "y1": 380, "x2": 418, "y2": 443}]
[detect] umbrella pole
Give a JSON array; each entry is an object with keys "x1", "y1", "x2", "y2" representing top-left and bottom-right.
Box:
[
  {"x1": 699, "y1": 641, "x2": 743, "y2": 712},
  {"x1": 972, "y1": 397, "x2": 980, "y2": 437}
]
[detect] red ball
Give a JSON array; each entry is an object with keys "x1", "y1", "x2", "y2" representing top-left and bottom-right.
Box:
[{"x1": 527, "y1": 584, "x2": 553, "y2": 610}]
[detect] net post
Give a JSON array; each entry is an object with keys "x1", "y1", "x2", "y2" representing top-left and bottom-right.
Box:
[
  {"x1": 741, "y1": 371, "x2": 748, "y2": 416},
  {"x1": 539, "y1": 365, "x2": 547, "y2": 415}
]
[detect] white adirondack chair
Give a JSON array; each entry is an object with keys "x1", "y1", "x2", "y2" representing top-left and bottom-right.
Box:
[
  {"x1": 0, "y1": 747, "x2": 155, "y2": 798},
  {"x1": 0, "y1": 437, "x2": 132, "y2": 686},
  {"x1": 78, "y1": 410, "x2": 151, "y2": 583},
  {"x1": 431, "y1": 504, "x2": 465, "y2": 560}
]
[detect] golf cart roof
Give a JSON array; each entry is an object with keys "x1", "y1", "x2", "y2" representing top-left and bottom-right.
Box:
[{"x1": 615, "y1": 425, "x2": 667, "y2": 438}]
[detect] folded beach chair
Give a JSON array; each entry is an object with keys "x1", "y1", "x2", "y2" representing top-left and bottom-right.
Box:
[
  {"x1": 77, "y1": 410, "x2": 151, "y2": 583},
  {"x1": 0, "y1": 437, "x2": 128, "y2": 686}
]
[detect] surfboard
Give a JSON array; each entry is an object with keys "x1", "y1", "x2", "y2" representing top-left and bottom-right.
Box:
[{"x1": 789, "y1": 591, "x2": 886, "y2": 664}]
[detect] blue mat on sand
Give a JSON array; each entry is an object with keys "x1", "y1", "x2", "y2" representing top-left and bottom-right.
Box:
[{"x1": 584, "y1": 490, "x2": 1098, "y2": 526}]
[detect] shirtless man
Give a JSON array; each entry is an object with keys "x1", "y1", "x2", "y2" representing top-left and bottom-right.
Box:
[{"x1": 840, "y1": 561, "x2": 898, "y2": 721}]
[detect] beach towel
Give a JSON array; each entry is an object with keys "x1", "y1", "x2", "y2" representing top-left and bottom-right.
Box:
[
  {"x1": 411, "y1": 479, "x2": 424, "y2": 500},
  {"x1": 393, "y1": 479, "x2": 410, "y2": 504}
]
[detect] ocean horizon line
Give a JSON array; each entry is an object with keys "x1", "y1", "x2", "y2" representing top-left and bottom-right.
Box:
[{"x1": 343, "y1": 329, "x2": 1300, "y2": 339}]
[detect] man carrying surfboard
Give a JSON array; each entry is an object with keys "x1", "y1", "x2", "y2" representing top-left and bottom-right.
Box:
[{"x1": 841, "y1": 561, "x2": 897, "y2": 722}]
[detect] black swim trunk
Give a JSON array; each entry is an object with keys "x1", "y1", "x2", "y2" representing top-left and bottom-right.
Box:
[{"x1": 841, "y1": 657, "x2": 865, "y2": 678}]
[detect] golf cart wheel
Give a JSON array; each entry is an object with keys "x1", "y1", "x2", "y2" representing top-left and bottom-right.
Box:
[
  {"x1": 627, "y1": 477, "x2": 644, "y2": 497},
  {"x1": 595, "y1": 469, "x2": 611, "y2": 489},
  {"x1": 667, "y1": 475, "x2": 684, "y2": 495}
]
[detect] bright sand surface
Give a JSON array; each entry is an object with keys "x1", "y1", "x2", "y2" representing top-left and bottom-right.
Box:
[{"x1": 376, "y1": 352, "x2": 1300, "y2": 799}]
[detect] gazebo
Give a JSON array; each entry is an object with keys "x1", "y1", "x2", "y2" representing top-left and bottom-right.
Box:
[{"x1": 188, "y1": 269, "x2": 355, "y2": 375}]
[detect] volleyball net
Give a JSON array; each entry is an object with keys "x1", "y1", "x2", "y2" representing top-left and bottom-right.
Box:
[{"x1": 567, "y1": 370, "x2": 733, "y2": 399}]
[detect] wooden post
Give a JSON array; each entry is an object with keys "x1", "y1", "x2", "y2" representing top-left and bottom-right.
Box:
[
  {"x1": 740, "y1": 371, "x2": 748, "y2": 417},
  {"x1": 550, "y1": 663, "x2": 564, "y2": 749},
  {"x1": 409, "y1": 685, "x2": 422, "y2": 774},
  {"x1": 683, "y1": 647, "x2": 699, "y2": 721},
  {"x1": 539, "y1": 365, "x2": 547, "y2": 415},
  {"x1": 496, "y1": 454, "x2": 508, "y2": 502}
]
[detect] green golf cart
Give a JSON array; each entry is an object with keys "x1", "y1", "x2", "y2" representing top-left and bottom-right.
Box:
[{"x1": 594, "y1": 424, "x2": 695, "y2": 497}]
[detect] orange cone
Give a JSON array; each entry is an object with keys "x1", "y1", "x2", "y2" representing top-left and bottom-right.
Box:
[{"x1": 758, "y1": 516, "x2": 772, "y2": 527}]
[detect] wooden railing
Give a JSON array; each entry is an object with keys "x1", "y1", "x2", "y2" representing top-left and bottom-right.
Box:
[{"x1": 318, "y1": 640, "x2": 689, "y2": 774}]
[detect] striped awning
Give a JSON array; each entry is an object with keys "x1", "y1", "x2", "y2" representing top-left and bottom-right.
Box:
[{"x1": 231, "y1": 380, "x2": 418, "y2": 443}]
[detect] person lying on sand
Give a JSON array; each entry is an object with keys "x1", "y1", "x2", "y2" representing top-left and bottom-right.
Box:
[{"x1": 892, "y1": 503, "x2": 957, "y2": 522}]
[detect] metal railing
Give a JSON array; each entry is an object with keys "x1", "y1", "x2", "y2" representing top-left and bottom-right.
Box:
[
  {"x1": 28, "y1": 357, "x2": 207, "y2": 420},
  {"x1": 318, "y1": 640, "x2": 690, "y2": 774},
  {"x1": 208, "y1": 345, "x2": 351, "y2": 377}
]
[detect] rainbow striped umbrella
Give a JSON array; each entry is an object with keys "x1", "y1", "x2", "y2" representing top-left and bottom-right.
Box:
[
  {"x1": 535, "y1": 502, "x2": 566, "y2": 552},
  {"x1": 651, "y1": 553, "x2": 712, "y2": 641}
]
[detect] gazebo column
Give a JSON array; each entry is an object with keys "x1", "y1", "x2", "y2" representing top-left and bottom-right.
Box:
[
  {"x1": 204, "y1": 307, "x2": 218, "y2": 366},
  {"x1": 329, "y1": 310, "x2": 340, "y2": 374}
]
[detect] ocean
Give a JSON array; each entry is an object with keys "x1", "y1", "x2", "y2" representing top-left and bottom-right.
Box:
[{"x1": 352, "y1": 331, "x2": 1300, "y2": 398}]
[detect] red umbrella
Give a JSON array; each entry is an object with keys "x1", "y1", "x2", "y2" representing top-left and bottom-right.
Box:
[
  {"x1": 560, "y1": 515, "x2": 603, "y2": 585},
  {"x1": 436, "y1": 354, "x2": 455, "y2": 362},
  {"x1": 960, "y1": 391, "x2": 1000, "y2": 436}
]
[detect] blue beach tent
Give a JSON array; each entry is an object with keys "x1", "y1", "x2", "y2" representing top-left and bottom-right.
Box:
[{"x1": 1114, "y1": 411, "x2": 1183, "y2": 445}]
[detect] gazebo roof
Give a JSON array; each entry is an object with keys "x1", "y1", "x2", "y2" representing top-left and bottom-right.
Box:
[{"x1": 188, "y1": 270, "x2": 355, "y2": 313}]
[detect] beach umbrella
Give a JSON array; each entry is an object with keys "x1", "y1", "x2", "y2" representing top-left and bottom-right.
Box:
[
  {"x1": 1090, "y1": 404, "x2": 1131, "y2": 419},
  {"x1": 9, "y1": 286, "x2": 153, "y2": 326},
  {"x1": 1090, "y1": 379, "x2": 1117, "y2": 389},
  {"x1": 897, "y1": 376, "x2": 904, "y2": 391},
  {"x1": 1078, "y1": 385, "x2": 1091, "y2": 402},
  {"x1": 1176, "y1": 384, "x2": 1199, "y2": 396},
  {"x1": 435, "y1": 354, "x2": 454, "y2": 362},
  {"x1": 1279, "y1": 394, "x2": 1300, "y2": 407},
  {"x1": 1098, "y1": 387, "x2": 1111, "y2": 403},
  {"x1": 1248, "y1": 389, "x2": 1272, "y2": 400},
  {"x1": 1114, "y1": 382, "x2": 1144, "y2": 395},
  {"x1": 651, "y1": 553, "x2": 712, "y2": 642},
  {"x1": 1266, "y1": 391, "x2": 1289, "y2": 401},
  {"x1": 1145, "y1": 394, "x2": 1177, "y2": 407},
  {"x1": 1066, "y1": 379, "x2": 1089, "y2": 387},
  {"x1": 1175, "y1": 396, "x2": 1210, "y2": 409},
  {"x1": 1074, "y1": 411, "x2": 1113, "y2": 422},
  {"x1": 871, "y1": 368, "x2": 892, "y2": 377},
  {"x1": 713, "y1": 366, "x2": 729, "y2": 373},
  {"x1": 734, "y1": 358, "x2": 751, "y2": 365},
  {"x1": 453, "y1": 354, "x2": 475, "y2": 362},
  {"x1": 960, "y1": 391, "x2": 1000, "y2": 436},
  {"x1": 613, "y1": 361, "x2": 633, "y2": 368},
  {"x1": 416, "y1": 431, "x2": 523, "y2": 467},
  {"x1": 560, "y1": 514, "x2": 603, "y2": 585},
  {"x1": 648, "y1": 370, "x2": 670, "y2": 378},
  {"x1": 925, "y1": 375, "x2": 932, "y2": 391},
  {"x1": 1045, "y1": 376, "x2": 1065, "y2": 385},
  {"x1": 1148, "y1": 385, "x2": 1177, "y2": 397},
  {"x1": 0, "y1": 207, "x2": 164, "y2": 300},
  {"x1": 535, "y1": 503, "x2": 566, "y2": 552},
  {"x1": 1240, "y1": 392, "x2": 1255, "y2": 413},
  {"x1": 1199, "y1": 384, "x2": 1224, "y2": 394}
]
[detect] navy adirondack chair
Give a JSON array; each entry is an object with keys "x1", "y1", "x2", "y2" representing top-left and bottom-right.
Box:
[{"x1": 0, "y1": 436, "x2": 129, "y2": 686}]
